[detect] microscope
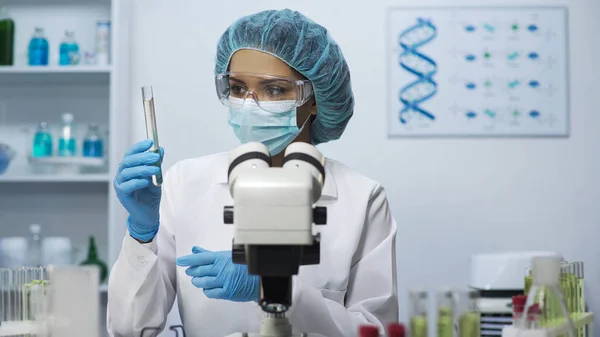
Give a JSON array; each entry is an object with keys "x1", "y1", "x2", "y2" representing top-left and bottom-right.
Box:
[{"x1": 223, "y1": 142, "x2": 328, "y2": 337}]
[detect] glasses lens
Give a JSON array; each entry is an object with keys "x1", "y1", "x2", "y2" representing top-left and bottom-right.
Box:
[{"x1": 217, "y1": 73, "x2": 302, "y2": 113}]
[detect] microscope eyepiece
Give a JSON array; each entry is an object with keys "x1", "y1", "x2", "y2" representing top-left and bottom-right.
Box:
[{"x1": 227, "y1": 142, "x2": 271, "y2": 185}]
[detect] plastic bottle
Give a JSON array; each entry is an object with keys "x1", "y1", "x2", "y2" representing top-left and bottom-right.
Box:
[
  {"x1": 28, "y1": 27, "x2": 49, "y2": 66},
  {"x1": 80, "y1": 236, "x2": 108, "y2": 283},
  {"x1": 32, "y1": 122, "x2": 53, "y2": 157},
  {"x1": 27, "y1": 224, "x2": 42, "y2": 267},
  {"x1": 59, "y1": 30, "x2": 80, "y2": 66},
  {"x1": 0, "y1": 7, "x2": 15, "y2": 66},
  {"x1": 58, "y1": 113, "x2": 76, "y2": 156},
  {"x1": 82, "y1": 124, "x2": 103, "y2": 157}
]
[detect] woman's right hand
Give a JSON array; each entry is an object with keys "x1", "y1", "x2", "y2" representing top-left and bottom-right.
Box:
[{"x1": 113, "y1": 139, "x2": 164, "y2": 242}]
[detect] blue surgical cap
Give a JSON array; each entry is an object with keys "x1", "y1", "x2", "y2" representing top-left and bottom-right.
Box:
[{"x1": 215, "y1": 9, "x2": 354, "y2": 145}]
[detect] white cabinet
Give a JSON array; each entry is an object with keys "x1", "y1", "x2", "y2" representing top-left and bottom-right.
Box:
[{"x1": 0, "y1": 0, "x2": 131, "y2": 271}]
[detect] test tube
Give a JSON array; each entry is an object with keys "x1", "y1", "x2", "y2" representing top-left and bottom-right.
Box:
[
  {"x1": 408, "y1": 289, "x2": 428, "y2": 337},
  {"x1": 457, "y1": 289, "x2": 480, "y2": 337},
  {"x1": 141, "y1": 86, "x2": 163, "y2": 187},
  {"x1": 436, "y1": 289, "x2": 454, "y2": 337}
]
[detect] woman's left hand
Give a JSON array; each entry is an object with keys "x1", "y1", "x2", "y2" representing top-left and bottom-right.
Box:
[{"x1": 176, "y1": 246, "x2": 260, "y2": 302}]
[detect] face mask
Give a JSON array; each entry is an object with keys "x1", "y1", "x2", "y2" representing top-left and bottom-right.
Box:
[{"x1": 228, "y1": 99, "x2": 310, "y2": 155}]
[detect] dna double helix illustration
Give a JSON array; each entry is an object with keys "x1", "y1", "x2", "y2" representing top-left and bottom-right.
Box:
[{"x1": 398, "y1": 18, "x2": 438, "y2": 124}]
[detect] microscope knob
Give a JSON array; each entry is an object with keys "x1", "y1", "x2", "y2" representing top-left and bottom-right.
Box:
[
  {"x1": 313, "y1": 206, "x2": 327, "y2": 225},
  {"x1": 223, "y1": 206, "x2": 234, "y2": 224}
]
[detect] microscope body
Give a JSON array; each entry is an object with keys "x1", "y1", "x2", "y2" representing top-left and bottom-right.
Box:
[{"x1": 223, "y1": 142, "x2": 327, "y2": 337}]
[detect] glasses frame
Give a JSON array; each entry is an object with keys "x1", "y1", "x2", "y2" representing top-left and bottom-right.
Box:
[{"x1": 215, "y1": 72, "x2": 314, "y2": 111}]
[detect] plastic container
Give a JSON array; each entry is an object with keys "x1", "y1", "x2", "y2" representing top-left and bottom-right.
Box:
[
  {"x1": 28, "y1": 27, "x2": 49, "y2": 66},
  {"x1": 0, "y1": 143, "x2": 15, "y2": 174},
  {"x1": 95, "y1": 20, "x2": 111, "y2": 65},
  {"x1": 41, "y1": 237, "x2": 72, "y2": 266},
  {"x1": 0, "y1": 7, "x2": 15, "y2": 66},
  {"x1": 0, "y1": 237, "x2": 27, "y2": 268}
]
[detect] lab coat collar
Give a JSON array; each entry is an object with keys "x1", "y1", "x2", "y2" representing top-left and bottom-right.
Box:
[{"x1": 216, "y1": 158, "x2": 338, "y2": 200}]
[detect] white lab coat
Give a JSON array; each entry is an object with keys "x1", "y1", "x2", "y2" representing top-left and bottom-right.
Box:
[{"x1": 107, "y1": 152, "x2": 398, "y2": 337}]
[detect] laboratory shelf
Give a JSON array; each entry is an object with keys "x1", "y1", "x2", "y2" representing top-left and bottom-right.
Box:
[
  {"x1": 0, "y1": 65, "x2": 112, "y2": 73},
  {"x1": 0, "y1": 173, "x2": 110, "y2": 183},
  {"x1": 0, "y1": 66, "x2": 111, "y2": 85}
]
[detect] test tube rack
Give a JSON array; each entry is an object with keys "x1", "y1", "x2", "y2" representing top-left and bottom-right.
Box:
[
  {"x1": 0, "y1": 266, "x2": 100, "y2": 337},
  {"x1": 501, "y1": 312, "x2": 594, "y2": 337}
]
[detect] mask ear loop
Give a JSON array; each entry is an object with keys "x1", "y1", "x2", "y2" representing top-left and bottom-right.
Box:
[{"x1": 297, "y1": 110, "x2": 312, "y2": 132}]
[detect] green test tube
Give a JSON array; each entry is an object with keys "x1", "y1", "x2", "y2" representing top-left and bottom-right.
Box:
[
  {"x1": 409, "y1": 289, "x2": 428, "y2": 337},
  {"x1": 437, "y1": 289, "x2": 454, "y2": 337}
]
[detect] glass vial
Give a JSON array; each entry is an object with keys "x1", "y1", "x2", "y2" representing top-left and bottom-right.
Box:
[
  {"x1": 32, "y1": 122, "x2": 53, "y2": 157},
  {"x1": 457, "y1": 289, "x2": 480, "y2": 337},
  {"x1": 141, "y1": 86, "x2": 162, "y2": 186},
  {"x1": 82, "y1": 124, "x2": 104, "y2": 157},
  {"x1": 409, "y1": 289, "x2": 428, "y2": 337},
  {"x1": 437, "y1": 289, "x2": 454, "y2": 337}
]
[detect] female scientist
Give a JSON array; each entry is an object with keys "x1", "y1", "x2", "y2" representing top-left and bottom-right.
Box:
[{"x1": 108, "y1": 9, "x2": 398, "y2": 337}]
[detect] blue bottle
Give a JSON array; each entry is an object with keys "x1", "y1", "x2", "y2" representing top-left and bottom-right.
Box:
[
  {"x1": 59, "y1": 30, "x2": 80, "y2": 66},
  {"x1": 28, "y1": 27, "x2": 49, "y2": 66},
  {"x1": 32, "y1": 122, "x2": 53, "y2": 157},
  {"x1": 82, "y1": 124, "x2": 103, "y2": 158},
  {"x1": 58, "y1": 113, "x2": 76, "y2": 156}
]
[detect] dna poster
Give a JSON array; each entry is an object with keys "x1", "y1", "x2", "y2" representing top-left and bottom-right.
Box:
[{"x1": 387, "y1": 7, "x2": 569, "y2": 137}]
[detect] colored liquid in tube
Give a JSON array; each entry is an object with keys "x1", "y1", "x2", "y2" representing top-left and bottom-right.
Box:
[{"x1": 142, "y1": 86, "x2": 163, "y2": 187}]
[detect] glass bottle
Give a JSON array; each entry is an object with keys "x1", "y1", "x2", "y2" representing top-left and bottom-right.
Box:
[
  {"x1": 437, "y1": 289, "x2": 454, "y2": 337},
  {"x1": 518, "y1": 255, "x2": 575, "y2": 336},
  {"x1": 0, "y1": 7, "x2": 15, "y2": 66},
  {"x1": 27, "y1": 224, "x2": 42, "y2": 267},
  {"x1": 32, "y1": 122, "x2": 53, "y2": 157},
  {"x1": 80, "y1": 236, "x2": 108, "y2": 284},
  {"x1": 28, "y1": 27, "x2": 49, "y2": 66},
  {"x1": 409, "y1": 289, "x2": 428, "y2": 337},
  {"x1": 82, "y1": 124, "x2": 104, "y2": 157},
  {"x1": 58, "y1": 113, "x2": 76, "y2": 156},
  {"x1": 59, "y1": 30, "x2": 80, "y2": 66}
]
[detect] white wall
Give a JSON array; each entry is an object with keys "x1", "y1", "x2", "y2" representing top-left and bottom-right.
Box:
[{"x1": 127, "y1": 0, "x2": 600, "y2": 332}]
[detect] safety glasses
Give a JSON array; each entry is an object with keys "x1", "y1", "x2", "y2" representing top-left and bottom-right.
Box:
[{"x1": 215, "y1": 72, "x2": 313, "y2": 113}]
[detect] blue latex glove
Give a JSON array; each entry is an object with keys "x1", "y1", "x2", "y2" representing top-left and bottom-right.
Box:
[
  {"x1": 113, "y1": 139, "x2": 163, "y2": 242},
  {"x1": 176, "y1": 246, "x2": 260, "y2": 302}
]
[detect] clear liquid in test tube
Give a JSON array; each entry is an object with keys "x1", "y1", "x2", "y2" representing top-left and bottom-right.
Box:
[{"x1": 141, "y1": 86, "x2": 163, "y2": 187}]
